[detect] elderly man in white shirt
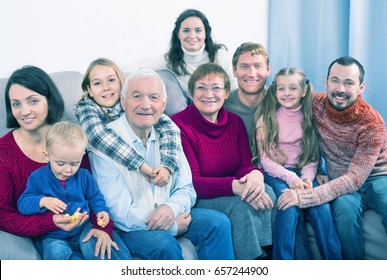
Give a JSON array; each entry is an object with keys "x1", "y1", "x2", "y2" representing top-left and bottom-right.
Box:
[{"x1": 88, "y1": 68, "x2": 234, "y2": 260}]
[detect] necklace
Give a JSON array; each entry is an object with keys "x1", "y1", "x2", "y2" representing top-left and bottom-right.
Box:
[{"x1": 16, "y1": 129, "x2": 48, "y2": 163}]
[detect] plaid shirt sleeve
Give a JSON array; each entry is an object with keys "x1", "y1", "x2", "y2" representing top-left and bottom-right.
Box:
[
  {"x1": 153, "y1": 114, "x2": 181, "y2": 173},
  {"x1": 75, "y1": 99, "x2": 144, "y2": 170}
]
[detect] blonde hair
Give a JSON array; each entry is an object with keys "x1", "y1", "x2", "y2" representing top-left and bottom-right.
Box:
[
  {"x1": 252, "y1": 67, "x2": 320, "y2": 168},
  {"x1": 46, "y1": 121, "x2": 88, "y2": 152},
  {"x1": 81, "y1": 58, "x2": 124, "y2": 97},
  {"x1": 232, "y1": 42, "x2": 269, "y2": 70}
]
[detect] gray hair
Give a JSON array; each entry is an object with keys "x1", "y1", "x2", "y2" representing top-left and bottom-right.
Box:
[{"x1": 121, "y1": 68, "x2": 167, "y2": 100}]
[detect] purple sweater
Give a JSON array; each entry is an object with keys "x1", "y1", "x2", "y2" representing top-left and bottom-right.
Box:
[{"x1": 171, "y1": 104, "x2": 261, "y2": 199}]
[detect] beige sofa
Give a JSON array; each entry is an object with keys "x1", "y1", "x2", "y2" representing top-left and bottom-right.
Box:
[
  {"x1": 1, "y1": 69, "x2": 386, "y2": 260},
  {"x1": 0, "y1": 69, "x2": 197, "y2": 260}
]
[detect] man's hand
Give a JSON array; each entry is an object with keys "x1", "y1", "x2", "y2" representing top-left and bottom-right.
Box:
[
  {"x1": 145, "y1": 204, "x2": 175, "y2": 231},
  {"x1": 277, "y1": 189, "x2": 300, "y2": 210},
  {"x1": 82, "y1": 228, "x2": 119, "y2": 260},
  {"x1": 176, "y1": 211, "x2": 191, "y2": 236}
]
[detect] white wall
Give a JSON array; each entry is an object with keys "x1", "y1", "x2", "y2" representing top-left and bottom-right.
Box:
[{"x1": 0, "y1": 0, "x2": 269, "y2": 78}]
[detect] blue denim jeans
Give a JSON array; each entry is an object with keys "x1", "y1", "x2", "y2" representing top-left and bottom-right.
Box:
[
  {"x1": 265, "y1": 169, "x2": 342, "y2": 260},
  {"x1": 331, "y1": 175, "x2": 387, "y2": 259},
  {"x1": 41, "y1": 221, "x2": 131, "y2": 260},
  {"x1": 118, "y1": 208, "x2": 235, "y2": 260},
  {"x1": 79, "y1": 221, "x2": 132, "y2": 260},
  {"x1": 41, "y1": 235, "x2": 81, "y2": 260}
]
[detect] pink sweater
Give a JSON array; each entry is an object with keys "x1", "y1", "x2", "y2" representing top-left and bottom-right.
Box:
[
  {"x1": 296, "y1": 93, "x2": 387, "y2": 208},
  {"x1": 259, "y1": 106, "x2": 317, "y2": 184},
  {"x1": 171, "y1": 104, "x2": 261, "y2": 199}
]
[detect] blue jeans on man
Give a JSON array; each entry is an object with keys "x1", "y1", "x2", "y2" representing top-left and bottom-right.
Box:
[
  {"x1": 265, "y1": 169, "x2": 342, "y2": 260},
  {"x1": 331, "y1": 175, "x2": 387, "y2": 259},
  {"x1": 117, "y1": 208, "x2": 235, "y2": 260}
]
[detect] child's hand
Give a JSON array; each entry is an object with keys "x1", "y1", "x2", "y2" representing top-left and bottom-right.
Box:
[
  {"x1": 289, "y1": 178, "x2": 309, "y2": 190},
  {"x1": 152, "y1": 166, "x2": 171, "y2": 187},
  {"x1": 303, "y1": 178, "x2": 313, "y2": 189},
  {"x1": 139, "y1": 162, "x2": 154, "y2": 177},
  {"x1": 97, "y1": 211, "x2": 110, "y2": 227},
  {"x1": 140, "y1": 162, "x2": 154, "y2": 183},
  {"x1": 40, "y1": 197, "x2": 67, "y2": 214}
]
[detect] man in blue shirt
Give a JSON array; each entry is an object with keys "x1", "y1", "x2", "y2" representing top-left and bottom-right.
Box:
[{"x1": 88, "y1": 68, "x2": 234, "y2": 260}]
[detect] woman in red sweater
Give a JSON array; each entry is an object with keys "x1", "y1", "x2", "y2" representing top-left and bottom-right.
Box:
[
  {"x1": 171, "y1": 63, "x2": 276, "y2": 259},
  {"x1": 0, "y1": 66, "x2": 125, "y2": 259}
]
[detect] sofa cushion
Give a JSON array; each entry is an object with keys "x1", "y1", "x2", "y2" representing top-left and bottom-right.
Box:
[
  {"x1": 0, "y1": 77, "x2": 11, "y2": 136},
  {"x1": 363, "y1": 210, "x2": 387, "y2": 259},
  {"x1": 0, "y1": 230, "x2": 41, "y2": 260},
  {"x1": 154, "y1": 69, "x2": 191, "y2": 116},
  {"x1": 49, "y1": 71, "x2": 84, "y2": 123},
  {"x1": 307, "y1": 209, "x2": 387, "y2": 259},
  {"x1": 1, "y1": 70, "x2": 198, "y2": 259}
]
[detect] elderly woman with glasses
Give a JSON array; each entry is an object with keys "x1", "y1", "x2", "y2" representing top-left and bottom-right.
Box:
[{"x1": 171, "y1": 63, "x2": 276, "y2": 260}]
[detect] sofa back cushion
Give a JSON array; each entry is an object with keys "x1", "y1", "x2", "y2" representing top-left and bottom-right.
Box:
[{"x1": 154, "y1": 69, "x2": 191, "y2": 116}]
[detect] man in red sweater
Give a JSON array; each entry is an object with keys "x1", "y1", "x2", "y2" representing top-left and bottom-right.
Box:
[{"x1": 278, "y1": 56, "x2": 387, "y2": 259}]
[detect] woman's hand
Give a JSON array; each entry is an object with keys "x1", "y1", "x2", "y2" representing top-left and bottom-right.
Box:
[
  {"x1": 235, "y1": 170, "x2": 265, "y2": 202},
  {"x1": 249, "y1": 192, "x2": 274, "y2": 211},
  {"x1": 82, "y1": 229, "x2": 119, "y2": 260},
  {"x1": 53, "y1": 208, "x2": 88, "y2": 231},
  {"x1": 277, "y1": 189, "x2": 300, "y2": 210}
]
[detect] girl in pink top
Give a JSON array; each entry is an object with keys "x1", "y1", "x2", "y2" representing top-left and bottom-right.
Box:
[{"x1": 252, "y1": 67, "x2": 341, "y2": 260}]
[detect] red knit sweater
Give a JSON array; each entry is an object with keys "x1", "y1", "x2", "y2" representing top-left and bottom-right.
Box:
[
  {"x1": 0, "y1": 131, "x2": 113, "y2": 237},
  {"x1": 296, "y1": 93, "x2": 387, "y2": 208},
  {"x1": 171, "y1": 104, "x2": 261, "y2": 199},
  {"x1": 0, "y1": 131, "x2": 57, "y2": 235}
]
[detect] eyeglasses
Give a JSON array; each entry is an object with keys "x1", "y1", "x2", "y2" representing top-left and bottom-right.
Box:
[{"x1": 194, "y1": 86, "x2": 225, "y2": 94}]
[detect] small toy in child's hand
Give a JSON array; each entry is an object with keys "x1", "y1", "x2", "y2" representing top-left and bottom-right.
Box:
[
  {"x1": 64, "y1": 212, "x2": 81, "y2": 223},
  {"x1": 97, "y1": 219, "x2": 104, "y2": 227}
]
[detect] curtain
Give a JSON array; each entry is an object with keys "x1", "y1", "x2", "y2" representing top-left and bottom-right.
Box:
[{"x1": 268, "y1": 0, "x2": 387, "y2": 121}]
